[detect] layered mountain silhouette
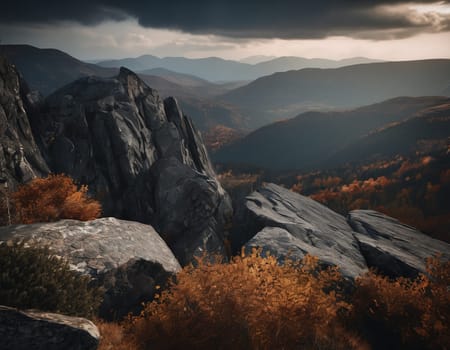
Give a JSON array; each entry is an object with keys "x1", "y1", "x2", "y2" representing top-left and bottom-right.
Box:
[
  {"x1": 3, "y1": 45, "x2": 449, "y2": 139},
  {"x1": 222, "y1": 60, "x2": 450, "y2": 127},
  {"x1": 98, "y1": 54, "x2": 381, "y2": 81},
  {"x1": 0, "y1": 45, "x2": 231, "y2": 99},
  {"x1": 214, "y1": 96, "x2": 450, "y2": 170},
  {"x1": 0, "y1": 45, "x2": 246, "y2": 133},
  {"x1": 0, "y1": 45, "x2": 116, "y2": 96}
]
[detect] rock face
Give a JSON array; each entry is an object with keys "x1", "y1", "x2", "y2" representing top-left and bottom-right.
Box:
[
  {"x1": 0, "y1": 305, "x2": 99, "y2": 350},
  {"x1": 30, "y1": 67, "x2": 232, "y2": 265},
  {"x1": 241, "y1": 183, "x2": 450, "y2": 280},
  {"x1": 242, "y1": 183, "x2": 367, "y2": 279},
  {"x1": 0, "y1": 217, "x2": 181, "y2": 319},
  {"x1": 348, "y1": 210, "x2": 450, "y2": 278},
  {"x1": 0, "y1": 56, "x2": 48, "y2": 187}
]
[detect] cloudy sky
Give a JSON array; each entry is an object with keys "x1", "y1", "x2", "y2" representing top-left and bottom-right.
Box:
[{"x1": 1, "y1": 1, "x2": 450, "y2": 61}]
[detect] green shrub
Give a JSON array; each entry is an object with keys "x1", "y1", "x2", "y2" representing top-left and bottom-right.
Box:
[{"x1": 0, "y1": 243, "x2": 102, "y2": 318}]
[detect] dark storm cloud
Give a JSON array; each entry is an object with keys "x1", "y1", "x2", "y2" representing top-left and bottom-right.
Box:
[{"x1": 2, "y1": 0, "x2": 450, "y2": 39}]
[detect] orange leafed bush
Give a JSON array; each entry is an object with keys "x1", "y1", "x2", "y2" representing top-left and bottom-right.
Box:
[
  {"x1": 97, "y1": 253, "x2": 449, "y2": 350},
  {"x1": 12, "y1": 174, "x2": 101, "y2": 224},
  {"x1": 125, "y1": 251, "x2": 366, "y2": 350},
  {"x1": 97, "y1": 321, "x2": 137, "y2": 350},
  {"x1": 351, "y1": 256, "x2": 450, "y2": 350}
]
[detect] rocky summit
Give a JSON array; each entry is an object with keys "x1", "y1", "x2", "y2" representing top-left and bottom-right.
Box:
[
  {"x1": 241, "y1": 183, "x2": 450, "y2": 279},
  {"x1": 0, "y1": 217, "x2": 181, "y2": 319},
  {"x1": 34, "y1": 67, "x2": 232, "y2": 265},
  {"x1": 0, "y1": 59, "x2": 232, "y2": 265}
]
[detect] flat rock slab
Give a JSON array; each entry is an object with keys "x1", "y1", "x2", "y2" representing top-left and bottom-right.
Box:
[
  {"x1": 0, "y1": 218, "x2": 181, "y2": 319},
  {"x1": 0, "y1": 217, "x2": 180, "y2": 275},
  {"x1": 348, "y1": 210, "x2": 450, "y2": 278},
  {"x1": 244, "y1": 183, "x2": 368, "y2": 279},
  {"x1": 0, "y1": 305, "x2": 99, "y2": 350}
]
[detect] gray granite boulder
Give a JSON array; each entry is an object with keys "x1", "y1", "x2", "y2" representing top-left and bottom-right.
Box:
[
  {"x1": 245, "y1": 226, "x2": 318, "y2": 262},
  {"x1": 0, "y1": 217, "x2": 181, "y2": 320},
  {"x1": 348, "y1": 210, "x2": 450, "y2": 278},
  {"x1": 240, "y1": 183, "x2": 450, "y2": 281},
  {"x1": 0, "y1": 305, "x2": 99, "y2": 350},
  {"x1": 29, "y1": 67, "x2": 232, "y2": 264},
  {"x1": 242, "y1": 183, "x2": 368, "y2": 279}
]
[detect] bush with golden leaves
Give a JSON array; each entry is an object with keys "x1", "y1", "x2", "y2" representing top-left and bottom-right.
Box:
[
  {"x1": 97, "y1": 253, "x2": 449, "y2": 350},
  {"x1": 124, "y1": 251, "x2": 366, "y2": 350},
  {"x1": 9, "y1": 174, "x2": 101, "y2": 224},
  {"x1": 350, "y1": 256, "x2": 450, "y2": 350}
]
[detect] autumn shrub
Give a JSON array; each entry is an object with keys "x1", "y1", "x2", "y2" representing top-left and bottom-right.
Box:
[
  {"x1": 97, "y1": 320, "x2": 137, "y2": 350},
  {"x1": 350, "y1": 256, "x2": 450, "y2": 350},
  {"x1": 125, "y1": 251, "x2": 367, "y2": 350},
  {"x1": 11, "y1": 174, "x2": 101, "y2": 224},
  {"x1": 0, "y1": 243, "x2": 102, "y2": 318}
]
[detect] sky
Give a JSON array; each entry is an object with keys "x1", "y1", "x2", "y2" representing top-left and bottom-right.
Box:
[{"x1": 1, "y1": 1, "x2": 450, "y2": 61}]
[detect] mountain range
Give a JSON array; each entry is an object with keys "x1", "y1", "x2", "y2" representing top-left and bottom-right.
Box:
[
  {"x1": 222, "y1": 60, "x2": 450, "y2": 127},
  {"x1": 0, "y1": 45, "x2": 247, "y2": 133},
  {"x1": 97, "y1": 54, "x2": 381, "y2": 82},
  {"x1": 0, "y1": 45, "x2": 116, "y2": 96},
  {"x1": 2, "y1": 45, "x2": 449, "y2": 140},
  {"x1": 214, "y1": 96, "x2": 450, "y2": 170}
]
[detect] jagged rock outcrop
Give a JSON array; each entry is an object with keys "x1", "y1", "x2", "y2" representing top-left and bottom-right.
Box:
[
  {"x1": 348, "y1": 210, "x2": 450, "y2": 278},
  {"x1": 0, "y1": 56, "x2": 48, "y2": 187},
  {"x1": 241, "y1": 183, "x2": 450, "y2": 280},
  {"x1": 29, "y1": 67, "x2": 232, "y2": 265},
  {"x1": 242, "y1": 183, "x2": 368, "y2": 279},
  {"x1": 0, "y1": 217, "x2": 181, "y2": 320},
  {"x1": 0, "y1": 305, "x2": 99, "y2": 350}
]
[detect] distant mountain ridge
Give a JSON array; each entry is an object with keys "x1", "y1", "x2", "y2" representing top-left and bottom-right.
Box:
[
  {"x1": 214, "y1": 96, "x2": 450, "y2": 170},
  {"x1": 0, "y1": 45, "x2": 248, "y2": 133},
  {"x1": 221, "y1": 59, "x2": 450, "y2": 127},
  {"x1": 97, "y1": 54, "x2": 381, "y2": 82},
  {"x1": 0, "y1": 45, "x2": 238, "y2": 99},
  {"x1": 0, "y1": 44, "x2": 117, "y2": 96}
]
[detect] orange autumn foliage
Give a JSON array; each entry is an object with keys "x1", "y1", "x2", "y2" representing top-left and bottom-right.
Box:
[
  {"x1": 351, "y1": 256, "x2": 450, "y2": 350},
  {"x1": 12, "y1": 174, "x2": 101, "y2": 224},
  {"x1": 97, "y1": 321, "x2": 137, "y2": 350},
  {"x1": 96, "y1": 254, "x2": 449, "y2": 350},
  {"x1": 125, "y1": 251, "x2": 366, "y2": 350}
]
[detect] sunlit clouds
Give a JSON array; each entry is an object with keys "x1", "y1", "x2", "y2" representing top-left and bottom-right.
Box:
[{"x1": 1, "y1": 2, "x2": 450, "y2": 61}]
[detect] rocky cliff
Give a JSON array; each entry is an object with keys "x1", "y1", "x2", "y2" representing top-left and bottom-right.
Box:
[
  {"x1": 33, "y1": 68, "x2": 231, "y2": 265},
  {"x1": 0, "y1": 58, "x2": 232, "y2": 265},
  {"x1": 0, "y1": 56, "x2": 48, "y2": 187}
]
